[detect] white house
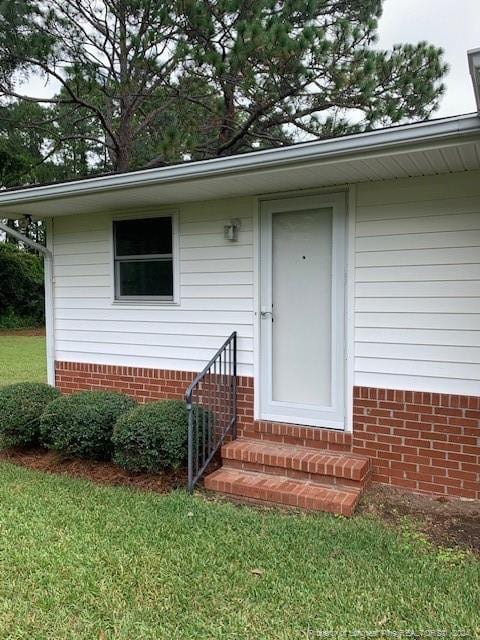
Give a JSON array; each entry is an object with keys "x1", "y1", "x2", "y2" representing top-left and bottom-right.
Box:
[{"x1": 1, "y1": 70, "x2": 480, "y2": 513}]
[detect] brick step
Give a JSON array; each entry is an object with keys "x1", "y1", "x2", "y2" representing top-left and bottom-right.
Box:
[
  {"x1": 221, "y1": 438, "x2": 371, "y2": 490},
  {"x1": 204, "y1": 468, "x2": 360, "y2": 516},
  {"x1": 241, "y1": 423, "x2": 352, "y2": 451}
]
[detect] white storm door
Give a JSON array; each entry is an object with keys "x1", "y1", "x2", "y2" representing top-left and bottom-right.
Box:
[{"x1": 259, "y1": 193, "x2": 346, "y2": 429}]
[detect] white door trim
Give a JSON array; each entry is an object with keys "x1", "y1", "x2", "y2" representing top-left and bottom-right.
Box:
[
  {"x1": 345, "y1": 185, "x2": 357, "y2": 433},
  {"x1": 257, "y1": 191, "x2": 347, "y2": 430}
]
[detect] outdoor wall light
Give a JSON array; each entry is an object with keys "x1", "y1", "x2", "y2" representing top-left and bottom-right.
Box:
[{"x1": 224, "y1": 218, "x2": 241, "y2": 241}]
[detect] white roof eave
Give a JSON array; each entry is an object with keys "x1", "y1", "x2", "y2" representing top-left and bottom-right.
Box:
[{"x1": 0, "y1": 112, "x2": 479, "y2": 212}]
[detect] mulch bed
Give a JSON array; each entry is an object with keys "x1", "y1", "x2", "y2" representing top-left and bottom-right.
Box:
[
  {"x1": 0, "y1": 328, "x2": 46, "y2": 337},
  {"x1": 0, "y1": 447, "x2": 189, "y2": 493},
  {"x1": 358, "y1": 484, "x2": 480, "y2": 554},
  {"x1": 0, "y1": 448, "x2": 478, "y2": 553}
]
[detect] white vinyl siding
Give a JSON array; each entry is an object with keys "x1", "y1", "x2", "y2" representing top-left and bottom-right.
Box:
[
  {"x1": 52, "y1": 197, "x2": 254, "y2": 375},
  {"x1": 355, "y1": 169, "x2": 480, "y2": 395},
  {"x1": 51, "y1": 169, "x2": 480, "y2": 397}
]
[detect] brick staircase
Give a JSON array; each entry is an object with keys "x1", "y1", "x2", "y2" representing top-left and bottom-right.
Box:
[{"x1": 204, "y1": 427, "x2": 372, "y2": 516}]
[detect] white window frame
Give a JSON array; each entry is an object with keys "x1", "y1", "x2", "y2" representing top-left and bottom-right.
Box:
[{"x1": 111, "y1": 211, "x2": 180, "y2": 305}]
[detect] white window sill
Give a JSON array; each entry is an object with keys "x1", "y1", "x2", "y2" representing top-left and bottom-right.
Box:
[{"x1": 111, "y1": 299, "x2": 180, "y2": 308}]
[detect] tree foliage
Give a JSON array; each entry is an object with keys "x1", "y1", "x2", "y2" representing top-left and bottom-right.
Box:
[
  {"x1": 0, "y1": 242, "x2": 45, "y2": 327},
  {"x1": 0, "y1": 101, "x2": 60, "y2": 186},
  {"x1": 0, "y1": 0, "x2": 180, "y2": 171},
  {"x1": 171, "y1": 0, "x2": 447, "y2": 160},
  {"x1": 0, "y1": 0, "x2": 447, "y2": 176}
]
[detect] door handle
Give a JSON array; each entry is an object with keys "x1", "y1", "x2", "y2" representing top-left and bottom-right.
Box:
[{"x1": 260, "y1": 311, "x2": 273, "y2": 319}]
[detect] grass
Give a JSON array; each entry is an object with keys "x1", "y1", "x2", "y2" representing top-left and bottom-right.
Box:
[
  {"x1": 0, "y1": 463, "x2": 477, "y2": 639},
  {"x1": 0, "y1": 334, "x2": 46, "y2": 386},
  {"x1": 0, "y1": 333, "x2": 477, "y2": 637}
]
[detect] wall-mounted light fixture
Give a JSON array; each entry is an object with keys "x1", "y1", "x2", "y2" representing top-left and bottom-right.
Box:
[{"x1": 224, "y1": 218, "x2": 241, "y2": 242}]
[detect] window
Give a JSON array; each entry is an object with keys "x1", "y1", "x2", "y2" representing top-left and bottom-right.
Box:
[{"x1": 113, "y1": 216, "x2": 175, "y2": 301}]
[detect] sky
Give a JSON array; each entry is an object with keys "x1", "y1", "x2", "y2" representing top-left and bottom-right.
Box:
[
  {"x1": 22, "y1": 0, "x2": 480, "y2": 118},
  {"x1": 377, "y1": 0, "x2": 479, "y2": 117}
]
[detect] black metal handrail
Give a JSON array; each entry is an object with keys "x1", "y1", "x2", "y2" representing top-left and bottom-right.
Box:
[{"x1": 185, "y1": 332, "x2": 237, "y2": 492}]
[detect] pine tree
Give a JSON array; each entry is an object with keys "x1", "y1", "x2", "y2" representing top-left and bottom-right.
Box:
[
  {"x1": 0, "y1": 0, "x2": 447, "y2": 172},
  {"x1": 163, "y1": 0, "x2": 447, "y2": 160}
]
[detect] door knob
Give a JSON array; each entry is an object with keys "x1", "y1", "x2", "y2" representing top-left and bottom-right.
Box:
[{"x1": 260, "y1": 311, "x2": 273, "y2": 319}]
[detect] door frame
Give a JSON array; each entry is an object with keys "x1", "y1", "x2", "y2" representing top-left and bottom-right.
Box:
[{"x1": 253, "y1": 188, "x2": 355, "y2": 432}]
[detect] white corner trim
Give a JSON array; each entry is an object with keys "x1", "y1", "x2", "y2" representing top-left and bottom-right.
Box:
[
  {"x1": 252, "y1": 197, "x2": 261, "y2": 421},
  {"x1": 345, "y1": 185, "x2": 357, "y2": 433},
  {"x1": 44, "y1": 218, "x2": 56, "y2": 386}
]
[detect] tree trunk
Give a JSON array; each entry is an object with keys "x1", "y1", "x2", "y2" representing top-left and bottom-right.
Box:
[
  {"x1": 218, "y1": 79, "x2": 236, "y2": 154},
  {"x1": 114, "y1": 139, "x2": 132, "y2": 172}
]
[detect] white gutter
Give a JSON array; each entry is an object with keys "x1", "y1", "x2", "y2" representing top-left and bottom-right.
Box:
[
  {"x1": 468, "y1": 48, "x2": 480, "y2": 113},
  {"x1": 0, "y1": 221, "x2": 55, "y2": 387},
  {"x1": 0, "y1": 113, "x2": 478, "y2": 208}
]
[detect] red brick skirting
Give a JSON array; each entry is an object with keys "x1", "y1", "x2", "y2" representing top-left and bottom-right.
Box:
[
  {"x1": 55, "y1": 362, "x2": 479, "y2": 500},
  {"x1": 353, "y1": 387, "x2": 479, "y2": 499},
  {"x1": 55, "y1": 360, "x2": 254, "y2": 412}
]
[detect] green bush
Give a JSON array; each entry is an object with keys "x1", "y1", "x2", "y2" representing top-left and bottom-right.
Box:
[
  {"x1": 0, "y1": 309, "x2": 43, "y2": 330},
  {"x1": 112, "y1": 400, "x2": 194, "y2": 473},
  {"x1": 0, "y1": 382, "x2": 60, "y2": 449},
  {"x1": 40, "y1": 391, "x2": 136, "y2": 459},
  {"x1": 0, "y1": 242, "x2": 45, "y2": 328}
]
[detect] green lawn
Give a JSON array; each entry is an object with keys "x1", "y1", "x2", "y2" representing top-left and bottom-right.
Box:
[
  {"x1": 0, "y1": 334, "x2": 46, "y2": 386},
  {"x1": 0, "y1": 463, "x2": 477, "y2": 639},
  {"x1": 0, "y1": 335, "x2": 477, "y2": 637}
]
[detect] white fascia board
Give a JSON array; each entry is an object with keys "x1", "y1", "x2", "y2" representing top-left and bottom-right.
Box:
[{"x1": 0, "y1": 113, "x2": 479, "y2": 210}]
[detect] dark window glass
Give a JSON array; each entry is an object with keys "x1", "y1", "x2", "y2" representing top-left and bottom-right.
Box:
[
  {"x1": 114, "y1": 217, "x2": 172, "y2": 256},
  {"x1": 113, "y1": 216, "x2": 174, "y2": 299},
  {"x1": 118, "y1": 260, "x2": 173, "y2": 297}
]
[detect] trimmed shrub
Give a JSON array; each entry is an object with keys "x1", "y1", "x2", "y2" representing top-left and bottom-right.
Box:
[
  {"x1": 0, "y1": 382, "x2": 60, "y2": 449},
  {"x1": 112, "y1": 400, "x2": 192, "y2": 473},
  {"x1": 40, "y1": 391, "x2": 136, "y2": 459}
]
